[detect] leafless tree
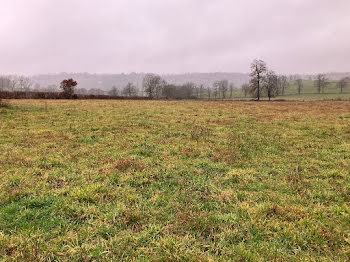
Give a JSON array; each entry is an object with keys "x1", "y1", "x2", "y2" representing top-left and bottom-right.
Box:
[
  {"x1": 108, "y1": 85, "x2": 119, "y2": 96},
  {"x1": 182, "y1": 82, "x2": 196, "y2": 99},
  {"x1": 207, "y1": 86, "x2": 211, "y2": 100},
  {"x1": 9, "y1": 76, "x2": 18, "y2": 91},
  {"x1": 33, "y1": 83, "x2": 41, "y2": 91},
  {"x1": 161, "y1": 83, "x2": 195, "y2": 99},
  {"x1": 162, "y1": 84, "x2": 175, "y2": 99},
  {"x1": 278, "y1": 75, "x2": 289, "y2": 95},
  {"x1": 314, "y1": 74, "x2": 329, "y2": 94},
  {"x1": 241, "y1": 83, "x2": 250, "y2": 97},
  {"x1": 76, "y1": 88, "x2": 88, "y2": 95},
  {"x1": 263, "y1": 71, "x2": 279, "y2": 101},
  {"x1": 199, "y1": 84, "x2": 204, "y2": 99},
  {"x1": 0, "y1": 77, "x2": 7, "y2": 105},
  {"x1": 18, "y1": 76, "x2": 33, "y2": 91},
  {"x1": 0, "y1": 76, "x2": 11, "y2": 91},
  {"x1": 143, "y1": 73, "x2": 164, "y2": 99},
  {"x1": 229, "y1": 83, "x2": 235, "y2": 98},
  {"x1": 337, "y1": 77, "x2": 349, "y2": 94},
  {"x1": 156, "y1": 79, "x2": 167, "y2": 98},
  {"x1": 249, "y1": 59, "x2": 267, "y2": 100},
  {"x1": 46, "y1": 84, "x2": 58, "y2": 92},
  {"x1": 193, "y1": 85, "x2": 200, "y2": 98},
  {"x1": 122, "y1": 82, "x2": 138, "y2": 97},
  {"x1": 214, "y1": 80, "x2": 228, "y2": 100},
  {"x1": 296, "y1": 79, "x2": 303, "y2": 95},
  {"x1": 89, "y1": 88, "x2": 104, "y2": 95},
  {"x1": 213, "y1": 85, "x2": 218, "y2": 100}
]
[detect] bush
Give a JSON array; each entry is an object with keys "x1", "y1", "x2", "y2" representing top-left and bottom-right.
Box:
[{"x1": 0, "y1": 91, "x2": 151, "y2": 100}]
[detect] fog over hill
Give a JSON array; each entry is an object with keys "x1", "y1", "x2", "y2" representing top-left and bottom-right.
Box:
[
  {"x1": 31, "y1": 72, "x2": 350, "y2": 91},
  {"x1": 31, "y1": 72, "x2": 250, "y2": 91}
]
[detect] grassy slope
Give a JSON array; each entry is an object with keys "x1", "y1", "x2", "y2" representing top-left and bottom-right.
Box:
[
  {"x1": 211, "y1": 80, "x2": 350, "y2": 100},
  {"x1": 279, "y1": 80, "x2": 350, "y2": 101},
  {"x1": 0, "y1": 100, "x2": 349, "y2": 261}
]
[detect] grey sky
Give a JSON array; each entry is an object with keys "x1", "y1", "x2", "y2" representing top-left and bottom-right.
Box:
[{"x1": 1, "y1": 0, "x2": 350, "y2": 75}]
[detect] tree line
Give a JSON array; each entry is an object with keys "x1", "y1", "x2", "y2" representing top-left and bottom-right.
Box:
[
  {"x1": 247, "y1": 59, "x2": 350, "y2": 100},
  {"x1": 1, "y1": 62, "x2": 349, "y2": 100}
]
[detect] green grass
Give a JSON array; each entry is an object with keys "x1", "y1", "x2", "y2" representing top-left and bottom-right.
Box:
[
  {"x1": 0, "y1": 100, "x2": 350, "y2": 261},
  {"x1": 278, "y1": 92, "x2": 350, "y2": 101},
  {"x1": 205, "y1": 80, "x2": 350, "y2": 100},
  {"x1": 285, "y1": 80, "x2": 345, "y2": 94},
  {"x1": 278, "y1": 80, "x2": 350, "y2": 101}
]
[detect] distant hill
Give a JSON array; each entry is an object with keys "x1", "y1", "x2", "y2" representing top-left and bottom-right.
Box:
[
  {"x1": 31, "y1": 72, "x2": 250, "y2": 91},
  {"x1": 31, "y1": 72, "x2": 350, "y2": 91}
]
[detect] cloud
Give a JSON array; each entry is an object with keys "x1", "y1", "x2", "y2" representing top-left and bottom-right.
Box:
[{"x1": 1, "y1": 0, "x2": 349, "y2": 74}]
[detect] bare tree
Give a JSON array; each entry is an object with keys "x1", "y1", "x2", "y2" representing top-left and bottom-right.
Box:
[
  {"x1": 143, "y1": 74, "x2": 164, "y2": 99},
  {"x1": 46, "y1": 84, "x2": 58, "y2": 92},
  {"x1": 18, "y1": 76, "x2": 33, "y2": 91},
  {"x1": 122, "y1": 82, "x2": 138, "y2": 97},
  {"x1": 229, "y1": 83, "x2": 235, "y2": 98},
  {"x1": 278, "y1": 75, "x2": 289, "y2": 95},
  {"x1": 161, "y1": 83, "x2": 195, "y2": 99},
  {"x1": 9, "y1": 76, "x2": 18, "y2": 91},
  {"x1": 33, "y1": 83, "x2": 41, "y2": 91},
  {"x1": 337, "y1": 77, "x2": 349, "y2": 94},
  {"x1": 263, "y1": 71, "x2": 279, "y2": 101},
  {"x1": 0, "y1": 77, "x2": 7, "y2": 105},
  {"x1": 156, "y1": 79, "x2": 166, "y2": 98},
  {"x1": 89, "y1": 88, "x2": 104, "y2": 95},
  {"x1": 0, "y1": 76, "x2": 10, "y2": 91},
  {"x1": 199, "y1": 84, "x2": 204, "y2": 99},
  {"x1": 213, "y1": 85, "x2": 218, "y2": 100},
  {"x1": 241, "y1": 83, "x2": 250, "y2": 97},
  {"x1": 214, "y1": 80, "x2": 228, "y2": 100},
  {"x1": 162, "y1": 84, "x2": 176, "y2": 99},
  {"x1": 108, "y1": 85, "x2": 119, "y2": 96},
  {"x1": 207, "y1": 86, "x2": 211, "y2": 100},
  {"x1": 314, "y1": 74, "x2": 329, "y2": 94},
  {"x1": 249, "y1": 59, "x2": 267, "y2": 101},
  {"x1": 296, "y1": 79, "x2": 303, "y2": 95},
  {"x1": 76, "y1": 88, "x2": 88, "y2": 95},
  {"x1": 193, "y1": 85, "x2": 200, "y2": 98},
  {"x1": 182, "y1": 82, "x2": 196, "y2": 99}
]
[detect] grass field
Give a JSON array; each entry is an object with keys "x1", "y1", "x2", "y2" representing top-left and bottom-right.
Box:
[
  {"x1": 203, "y1": 80, "x2": 350, "y2": 101},
  {"x1": 277, "y1": 92, "x2": 350, "y2": 101},
  {"x1": 0, "y1": 99, "x2": 350, "y2": 261}
]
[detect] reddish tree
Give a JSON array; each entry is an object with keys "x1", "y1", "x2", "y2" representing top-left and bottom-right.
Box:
[{"x1": 60, "y1": 78, "x2": 77, "y2": 98}]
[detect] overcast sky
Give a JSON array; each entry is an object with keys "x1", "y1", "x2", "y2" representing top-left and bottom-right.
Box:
[{"x1": 1, "y1": 0, "x2": 350, "y2": 75}]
